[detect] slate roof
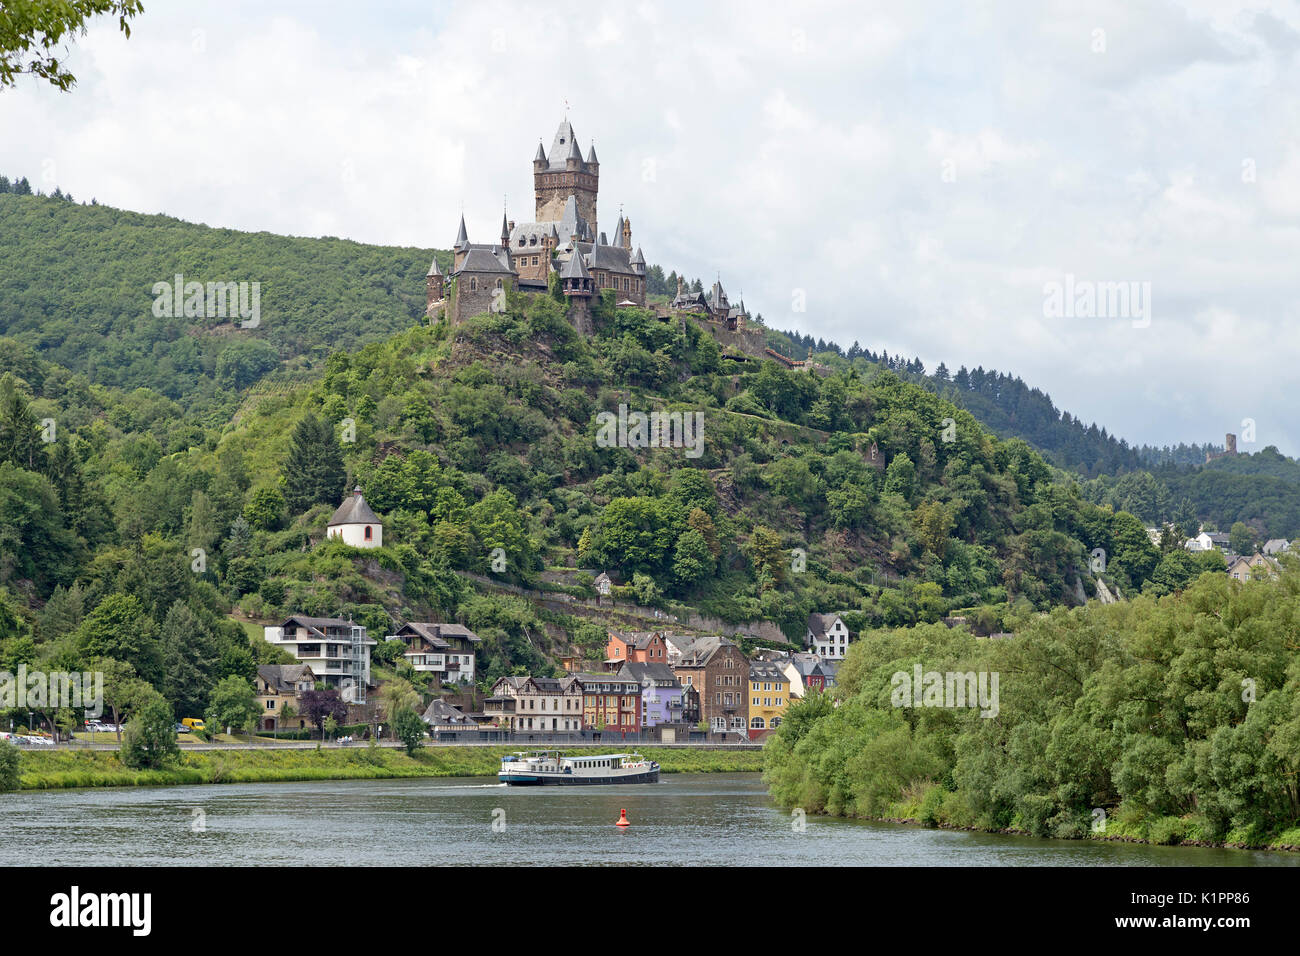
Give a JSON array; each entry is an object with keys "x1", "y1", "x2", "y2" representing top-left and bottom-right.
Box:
[
  {"x1": 561, "y1": 249, "x2": 590, "y2": 280},
  {"x1": 426, "y1": 256, "x2": 443, "y2": 278},
  {"x1": 397, "y1": 622, "x2": 482, "y2": 646},
  {"x1": 257, "y1": 664, "x2": 315, "y2": 694},
  {"x1": 805, "y1": 613, "x2": 845, "y2": 641},
  {"x1": 609, "y1": 630, "x2": 661, "y2": 650},
  {"x1": 618, "y1": 661, "x2": 681, "y2": 686},
  {"x1": 673, "y1": 635, "x2": 740, "y2": 667},
  {"x1": 749, "y1": 661, "x2": 788, "y2": 682},
  {"x1": 421, "y1": 698, "x2": 476, "y2": 726},
  {"x1": 576, "y1": 240, "x2": 637, "y2": 275},
  {"x1": 328, "y1": 488, "x2": 380, "y2": 526},
  {"x1": 451, "y1": 246, "x2": 515, "y2": 277}
]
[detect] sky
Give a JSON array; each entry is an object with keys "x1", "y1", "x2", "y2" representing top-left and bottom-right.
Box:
[{"x1": 3, "y1": 0, "x2": 1300, "y2": 455}]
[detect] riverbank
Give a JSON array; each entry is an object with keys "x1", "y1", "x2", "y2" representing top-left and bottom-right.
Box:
[
  {"x1": 13, "y1": 745, "x2": 764, "y2": 791},
  {"x1": 859, "y1": 789, "x2": 1300, "y2": 855}
]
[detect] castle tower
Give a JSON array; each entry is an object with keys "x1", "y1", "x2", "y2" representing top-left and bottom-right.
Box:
[
  {"x1": 560, "y1": 246, "x2": 594, "y2": 335},
  {"x1": 534, "y1": 118, "x2": 598, "y2": 227},
  {"x1": 425, "y1": 255, "x2": 445, "y2": 317},
  {"x1": 621, "y1": 215, "x2": 632, "y2": 251}
]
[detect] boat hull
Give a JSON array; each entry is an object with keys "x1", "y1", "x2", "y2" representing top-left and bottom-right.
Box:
[{"x1": 499, "y1": 767, "x2": 660, "y2": 786}]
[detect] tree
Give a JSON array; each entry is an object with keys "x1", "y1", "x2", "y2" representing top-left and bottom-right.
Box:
[
  {"x1": 159, "y1": 601, "x2": 217, "y2": 718},
  {"x1": 379, "y1": 677, "x2": 420, "y2": 727},
  {"x1": 0, "y1": 739, "x2": 17, "y2": 790},
  {"x1": 672, "y1": 528, "x2": 714, "y2": 588},
  {"x1": 1229, "y1": 521, "x2": 1257, "y2": 556},
  {"x1": 206, "y1": 675, "x2": 259, "y2": 736},
  {"x1": 394, "y1": 707, "x2": 425, "y2": 756},
  {"x1": 301, "y1": 688, "x2": 347, "y2": 740},
  {"x1": 0, "y1": 373, "x2": 43, "y2": 471},
  {"x1": 243, "y1": 485, "x2": 287, "y2": 532},
  {"x1": 76, "y1": 594, "x2": 161, "y2": 686},
  {"x1": 282, "y1": 413, "x2": 346, "y2": 514},
  {"x1": 0, "y1": 1, "x2": 143, "y2": 91},
  {"x1": 121, "y1": 691, "x2": 178, "y2": 769}
]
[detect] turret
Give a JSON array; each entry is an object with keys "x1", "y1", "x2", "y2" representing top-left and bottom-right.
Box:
[
  {"x1": 533, "y1": 140, "x2": 547, "y2": 173},
  {"x1": 453, "y1": 214, "x2": 469, "y2": 270},
  {"x1": 621, "y1": 215, "x2": 632, "y2": 250},
  {"x1": 426, "y1": 255, "x2": 445, "y2": 311}
]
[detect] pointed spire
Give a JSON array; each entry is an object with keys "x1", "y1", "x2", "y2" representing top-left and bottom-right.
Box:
[
  {"x1": 534, "y1": 140, "x2": 546, "y2": 163},
  {"x1": 586, "y1": 142, "x2": 598, "y2": 164},
  {"x1": 561, "y1": 249, "x2": 590, "y2": 280},
  {"x1": 500, "y1": 206, "x2": 510, "y2": 245},
  {"x1": 454, "y1": 214, "x2": 468, "y2": 249},
  {"x1": 427, "y1": 255, "x2": 443, "y2": 278},
  {"x1": 566, "y1": 135, "x2": 582, "y2": 161}
]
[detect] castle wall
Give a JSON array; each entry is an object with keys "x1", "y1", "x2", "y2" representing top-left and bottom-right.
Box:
[{"x1": 450, "y1": 276, "x2": 507, "y2": 324}]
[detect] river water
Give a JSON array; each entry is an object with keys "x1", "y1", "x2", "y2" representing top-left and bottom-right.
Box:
[{"x1": 1, "y1": 773, "x2": 1293, "y2": 866}]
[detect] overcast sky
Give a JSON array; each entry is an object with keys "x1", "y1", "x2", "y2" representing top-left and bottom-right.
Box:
[{"x1": 4, "y1": 0, "x2": 1300, "y2": 455}]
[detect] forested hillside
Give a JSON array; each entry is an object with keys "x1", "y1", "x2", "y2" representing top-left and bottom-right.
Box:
[
  {"x1": 4, "y1": 188, "x2": 1295, "y2": 547},
  {"x1": 0, "y1": 191, "x2": 437, "y2": 414},
  {"x1": 1, "y1": 279, "x2": 1221, "y2": 725}
]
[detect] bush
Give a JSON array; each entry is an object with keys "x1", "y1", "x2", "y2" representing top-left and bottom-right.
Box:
[
  {"x1": 0, "y1": 740, "x2": 19, "y2": 791},
  {"x1": 394, "y1": 708, "x2": 426, "y2": 756},
  {"x1": 122, "y1": 695, "x2": 180, "y2": 770}
]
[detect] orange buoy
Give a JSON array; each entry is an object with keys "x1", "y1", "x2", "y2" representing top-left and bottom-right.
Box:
[{"x1": 616, "y1": 808, "x2": 630, "y2": 827}]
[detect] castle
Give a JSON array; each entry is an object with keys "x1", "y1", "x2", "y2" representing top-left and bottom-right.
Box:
[{"x1": 425, "y1": 117, "x2": 751, "y2": 339}]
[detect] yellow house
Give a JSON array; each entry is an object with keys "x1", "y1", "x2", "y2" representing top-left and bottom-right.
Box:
[{"x1": 748, "y1": 662, "x2": 790, "y2": 735}]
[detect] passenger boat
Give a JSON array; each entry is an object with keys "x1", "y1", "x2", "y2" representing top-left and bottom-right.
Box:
[{"x1": 498, "y1": 751, "x2": 660, "y2": 786}]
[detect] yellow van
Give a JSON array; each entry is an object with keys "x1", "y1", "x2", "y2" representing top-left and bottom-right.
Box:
[{"x1": 181, "y1": 718, "x2": 206, "y2": 733}]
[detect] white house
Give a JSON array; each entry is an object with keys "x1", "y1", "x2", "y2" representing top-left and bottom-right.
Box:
[
  {"x1": 327, "y1": 487, "x2": 383, "y2": 549},
  {"x1": 1262, "y1": 539, "x2": 1292, "y2": 556},
  {"x1": 1186, "y1": 531, "x2": 1229, "y2": 553},
  {"x1": 806, "y1": 613, "x2": 851, "y2": 660},
  {"x1": 263, "y1": 616, "x2": 376, "y2": 703},
  {"x1": 386, "y1": 622, "x2": 480, "y2": 684}
]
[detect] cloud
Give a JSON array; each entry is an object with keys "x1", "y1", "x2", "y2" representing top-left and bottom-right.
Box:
[{"x1": 2, "y1": 0, "x2": 1299, "y2": 455}]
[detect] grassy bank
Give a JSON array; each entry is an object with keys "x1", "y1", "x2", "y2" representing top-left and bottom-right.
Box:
[
  {"x1": 13, "y1": 746, "x2": 763, "y2": 791},
  {"x1": 872, "y1": 785, "x2": 1300, "y2": 854}
]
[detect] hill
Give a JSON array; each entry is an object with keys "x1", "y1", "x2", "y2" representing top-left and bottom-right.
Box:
[{"x1": 0, "y1": 191, "x2": 440, "y2": 414}]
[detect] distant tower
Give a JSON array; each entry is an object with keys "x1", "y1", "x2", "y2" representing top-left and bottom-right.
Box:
[
  {"x1": 534, "y1": 118, "x2": 598, "y2": 226},
  {"x1": 621, "y1": 214, "x2": 632, "y2": 251},
  {"x1": 1225, "y1": 433, "x2": 1237, "y2": 456}
]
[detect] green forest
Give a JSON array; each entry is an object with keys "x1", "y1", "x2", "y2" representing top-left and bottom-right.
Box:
[{"x1": 763, "y1": 566, "x2": 1300, "y2": 848}]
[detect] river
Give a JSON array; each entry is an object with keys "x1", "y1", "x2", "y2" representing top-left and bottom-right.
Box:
[{"x1": 1, "y1": 773, "x2": 1294, "y2": 866}]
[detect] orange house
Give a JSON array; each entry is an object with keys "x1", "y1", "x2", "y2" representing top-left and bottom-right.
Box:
[{"x1": 605, "y1": 630, "x2": 669, "y2": 666}]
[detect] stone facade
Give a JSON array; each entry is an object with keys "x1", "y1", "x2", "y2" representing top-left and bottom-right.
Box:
[{"x1": 428, "y1": 117, "x2": 648, "y2": 326}]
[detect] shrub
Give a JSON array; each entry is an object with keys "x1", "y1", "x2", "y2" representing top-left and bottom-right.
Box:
[{"x1": 0, "y1": 740, "x2": 19, "y2": 791}]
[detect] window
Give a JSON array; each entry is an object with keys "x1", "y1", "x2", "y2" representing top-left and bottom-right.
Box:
[
  {"x1": 470, "y1": 278, "x2": 477, "y2": 292},
  {"x1": 751, "y1": 717, "x2": 765, "y2": 729},
  {"x1": 364, "y1": 526, "x2": 372, "y2": 541}
]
